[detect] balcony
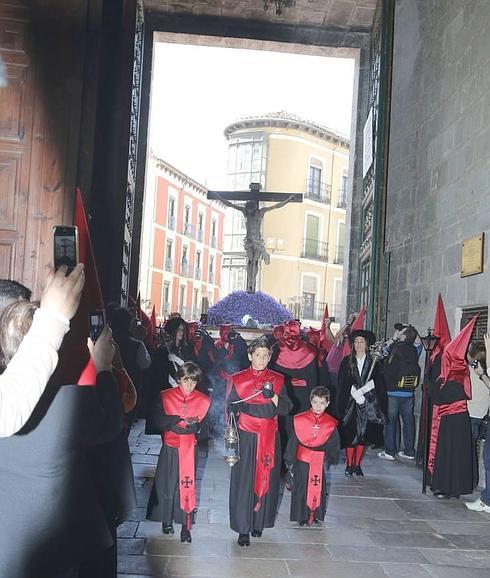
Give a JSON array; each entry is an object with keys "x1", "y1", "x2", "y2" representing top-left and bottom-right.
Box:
[
  {"x1": 180, "y1": 261, "x2": 190, "y2": 277},
  {"x1": 287, "y1": 299, "x2": 342, "y2": 322},
  {"x1": 183, "y1": 222, "x2": 195, "y2": 238},
  {"x1": 164, "y1": 258, "x2": 173, "y2": 272},
  {"x1": 167, "y1": 215, "x2": 175, "y2": 230},
  {"x1": 305, "y1": 178, "x2": 331, "y2": 204},
  {"x1": 195, "y1": 267, "x2": 201, "y2": 281},
  {"x1": 197, "y1": 228, "x2": 204, "y2": 243},
  {"x1": 301, "y1": 238, "x2": 328, "y2": 261},
  {"x1": 210, "y1": 235, "x2": 216, "y2": 248}
]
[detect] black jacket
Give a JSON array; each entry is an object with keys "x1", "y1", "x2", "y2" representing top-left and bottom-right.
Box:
[{"x1": 0, "y1": 372, "x2": 123, "y2": 578}]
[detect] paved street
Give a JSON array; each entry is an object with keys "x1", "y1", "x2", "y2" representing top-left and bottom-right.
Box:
[{"x1": 118, "y1": 421, "x2": 490, "y2": 578}]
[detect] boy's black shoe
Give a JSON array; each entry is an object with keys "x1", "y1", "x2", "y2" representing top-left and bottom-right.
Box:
[
  {"x1": 180, "y1": 528, "x2": 192, "y2": 543},
  {"x1": 251, "y1": 530, "x2": 262, "y2": 537},
  {"x1": 238, "y1": 533, "x2": 250, "y2": 546},
  {"x1": 299, "y1": 521, "x2": 308, "y2": 526},
  {"x1": 344, "y1": 466, "x2": 353, "y2": 477},
  {"x1": 354, "y1": 466, "x2": 364, "y2": 476},
  {"x1": 162, "y1": 523, "x2": 174, "y2": 534}
]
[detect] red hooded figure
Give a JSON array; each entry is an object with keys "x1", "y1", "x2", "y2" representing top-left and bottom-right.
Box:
[{"x1": 427, "y1": 315, "x2": 477, "y2": 498}]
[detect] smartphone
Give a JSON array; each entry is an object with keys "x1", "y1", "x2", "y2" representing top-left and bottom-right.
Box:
[
  {"x1": 53, "y1": 225, "x2": 79, "y2": 274},
  {"x1": 89, "y1": 310, "x2": 105, "y2": 342}
]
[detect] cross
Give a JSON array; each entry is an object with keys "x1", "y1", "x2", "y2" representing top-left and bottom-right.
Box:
[
  {"x1": 261, "y1": 454, "x2": 272, "y2": 468},
  {"x1": 310, "y1": 475, "x2": 321, "y2": 487},
  {"x1": 181, "y1": 476, "x2": 193, "y2": 488},
  {"x1": 208, "y1": 183, "x2": 302, "y2": 293},
  {"x1": 312, "y1": 423, "x2": 320, "y2": 438}
]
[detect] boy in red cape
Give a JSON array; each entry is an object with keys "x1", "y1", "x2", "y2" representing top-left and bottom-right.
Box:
[
  {"x1": 146, "y1": 362, "x2": 210, "y2": 543},
  {"x1": 428, "y1": 316, "x2": 477, "y2": 499},
  {"x1": 285, "y1": 386, "x2": 340, "y2": 526},
  {"x1": 226, "y1": 338, "x2": 292, "y2": 547}
]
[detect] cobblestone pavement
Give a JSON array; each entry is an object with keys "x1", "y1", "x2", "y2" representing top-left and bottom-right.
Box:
[{"x1": 118, "y1": 421, "x2": 490, "y2": 578}]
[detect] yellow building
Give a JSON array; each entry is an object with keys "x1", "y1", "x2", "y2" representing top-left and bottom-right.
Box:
[{"x1": 222, "y1": 112, "x2": 349, "y2": 327}]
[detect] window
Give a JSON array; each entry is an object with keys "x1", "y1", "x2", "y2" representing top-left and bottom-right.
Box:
[
  {"x1": 336, "y1": 222, "x2": 345, "y2": 264},
  {"x1": 163, "y1": 282, "x2": 170, "y2": 312},
  {"x1": 302, "y1": 275, "x2": 317, "y2": 319},
  {"x1": 211, "y1": 219, "x2": 217, "y2": 247},
  {"x1": 182, "y1": 246, "x2": 188, "y2": 263},
  {"x1": 166, "y1": 240, "x2": 172, "y2": 258},
  {"x1": 184, "y1": 205, "x2": 190, "y2": 225},
  {"x1": 167, "y1": 197, "x2": 176, "y2": 229},
  {"x1": 193, "y1": 288, "x2": 199, "y2": 316},
  {"x1": 227, "y1": 134, "x2": 267, "y2": 191},
  {"x1": 339, "y1": 174, "x2": 348, "y2": 207},
  {"x1": 168, "y1": 197, "x2": 175, "y2": 217},
  {"x1": 303, "y1": 214, "x2": 321, "y2": 259},
  {"x1": 197, "y1": 213, "x2": 204, "y2": 242},
  {"x1": 460, "y1": 306, "x2": 488, "y2": 342},
  {"x1": 179, "y1": 285, "x2": 185, "y2": 313},
  {"x1": 308, "y1": 165, "x2": 322, "y2": 197},
  {"x1": 196, "y1": 251, "x2": 201, "y2": 269},
  {"x1": 209, "y1": 255, "x2": 215, "y2": 283}
]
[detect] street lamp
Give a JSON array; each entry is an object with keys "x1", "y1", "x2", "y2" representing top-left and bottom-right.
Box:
[{"x1": 420, "y1": 327, "x2": 439, "y2": 493}]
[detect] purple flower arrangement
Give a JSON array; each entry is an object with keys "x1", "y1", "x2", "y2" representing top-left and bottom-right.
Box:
[{"x1": 207, "y1": 291, "x2": 292, "y2": 326}]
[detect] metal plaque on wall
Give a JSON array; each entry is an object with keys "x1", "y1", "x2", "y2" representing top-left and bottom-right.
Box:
[{"x1": 461, "y1": 233, "x2": 485, "y2": 277}]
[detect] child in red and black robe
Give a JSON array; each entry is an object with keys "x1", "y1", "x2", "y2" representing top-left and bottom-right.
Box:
[
  {"x1": 285, "y1": 387, "x2": 340, "y2": 526},
  {"x1": 227, "y1": 338, "x2": 292, "y2": 547},
  {"x1": 146, "y1": 362, "x2": 210, "y2": 543}
]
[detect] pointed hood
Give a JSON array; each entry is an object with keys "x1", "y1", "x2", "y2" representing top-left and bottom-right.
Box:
[
  {"x1": 440, "y1": 314, "x2": 477, "y2": 399},
  {"x1": 430, "y1": 294, "x2": 452, "y2": 363},
  {"x1": 342, "y1": 304, "x2": 366, "y2": 357}
]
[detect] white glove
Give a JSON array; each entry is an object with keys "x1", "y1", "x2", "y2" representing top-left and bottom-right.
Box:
[
  {"x1": 350, "y1": 386, "x2": 365, "y2": 405},
  {"x1": 360, "y1": 380, "x2": 375, "y2": 395}
]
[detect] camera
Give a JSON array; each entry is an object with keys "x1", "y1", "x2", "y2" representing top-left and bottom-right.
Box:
[
  {"x1": 53, "y1": 225, "x2": 79, "y2": 274},
  {"x1": 89, "y1": 310, "x2": 105, "y2": 342}
]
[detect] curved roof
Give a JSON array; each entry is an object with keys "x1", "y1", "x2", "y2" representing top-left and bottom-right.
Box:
[{"x1": 224, "y1": 111, "x2": 349, "y2": 148}]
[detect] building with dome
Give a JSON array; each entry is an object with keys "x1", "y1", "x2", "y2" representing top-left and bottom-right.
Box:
[{"x1": 222, "y1": 112, "x2": 350, "y2": 326}]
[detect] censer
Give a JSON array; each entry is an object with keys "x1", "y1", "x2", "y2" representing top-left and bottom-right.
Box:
[{"x1": 224, "y1": 410, "x2": 240, "y2": 466}]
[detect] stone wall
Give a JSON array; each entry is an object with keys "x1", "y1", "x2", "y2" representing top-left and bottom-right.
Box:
[{"x1": 385, "y1": 0, "x2": 490, "y2": 335}]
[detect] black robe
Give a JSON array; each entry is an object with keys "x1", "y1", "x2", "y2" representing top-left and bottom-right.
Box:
[
  {"x1": 428, "y1": 378, "x2": 473, "y2": 497},
  {"x1": 146, "y1": 395, "x2": 208, "y2": 525},
  {"x1": 227, "y1": 369, "x2": 292, "y2": 534},
  {"x1": 284, "y1": 422, "x2": 340, "y2": 523},
  {"x1": 336, "y1": 355, "x2": 386, "y2": 447}
]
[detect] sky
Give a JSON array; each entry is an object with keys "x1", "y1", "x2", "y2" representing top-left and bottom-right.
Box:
[{"x1": 149, "y1": 42, "x2": 355, "y2": 189}]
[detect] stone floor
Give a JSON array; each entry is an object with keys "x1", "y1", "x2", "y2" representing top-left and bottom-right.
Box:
[{"x1": 118, "y1": 421, "x2": 490, "y2": 578}]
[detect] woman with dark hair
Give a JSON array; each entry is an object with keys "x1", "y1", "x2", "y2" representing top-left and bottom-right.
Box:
[
  {"x1": 164, "y1": 317, "x2": 192, "y2": 389},
  {"x1": 336, "y1": 330, "x2": 386, "y2": 476}
]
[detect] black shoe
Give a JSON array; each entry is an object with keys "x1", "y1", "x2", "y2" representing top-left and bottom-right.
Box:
[
  {"x1": 162, "y1": 523, "x2": 174, "y2": 535},
  {"x1": 251, "y1": 530, "x2": 262, "y2": 537},
  {"x1": 354, "y1": 466, "x2": 364, "y2": 476},
  {"x1": 432, "y1": 489, "x2": 449, "y2": 499},
  {"x1": 238, "y1": 533, "x2": 250, "y2": 546},
  {"x1": 299, "y1": 520, "x2": 308, "y2": 526},
  {"x1": 180, "y1": 528, "x2": 192, "y2": 543},
  {"x1": 344, "y1": 466, "x2": 353, "y2": 477}
]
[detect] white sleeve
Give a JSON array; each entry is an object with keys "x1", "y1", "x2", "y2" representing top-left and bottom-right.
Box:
[
  {"x1": 136, "y1": 341, "x2": 152, "y2": 370},
  {"x1": 0, "y1": 308, "x2": 69, "y2": 437}
]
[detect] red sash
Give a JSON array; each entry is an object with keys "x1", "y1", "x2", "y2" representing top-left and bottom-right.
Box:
[
  {"x1": 294, "y1": 411, "x2": 338, "y2": 525},
  {"x1": 239, "y1": 413, "x2": 278, "y2": 511},
  {"x1": 161, "y1": 388, "x2": 210, "y2": 527},
  {"x1": 427, "y1": 399, "x2": 467, "y2": 476}
]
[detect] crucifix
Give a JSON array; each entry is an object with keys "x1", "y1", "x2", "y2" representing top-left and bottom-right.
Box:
[
  {"x1": 312, "y1": 423, "x2": 320, "y2": 438},
  {"x1": 208, "y1": 183, "x2": 302, "y2": 293}
]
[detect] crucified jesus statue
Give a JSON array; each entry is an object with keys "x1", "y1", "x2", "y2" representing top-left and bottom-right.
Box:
[{"x1": 209, "y1": 183, "x2": 301, "y2": 293}]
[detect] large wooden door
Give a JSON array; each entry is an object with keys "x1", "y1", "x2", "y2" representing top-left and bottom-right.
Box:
[{"x1": 0, "y1": 1, "x2": 32, "y2": 284}]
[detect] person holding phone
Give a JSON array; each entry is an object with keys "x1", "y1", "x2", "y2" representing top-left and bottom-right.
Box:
[{"x1": 0, "y1": 263, "x2": 85, "y2": 437}]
